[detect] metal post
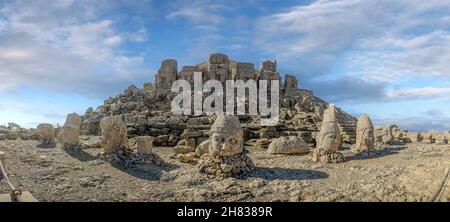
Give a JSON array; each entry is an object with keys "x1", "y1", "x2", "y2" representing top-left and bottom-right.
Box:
[{"x1": 0, "y1": 151, "x2": 5, "y2": 167}]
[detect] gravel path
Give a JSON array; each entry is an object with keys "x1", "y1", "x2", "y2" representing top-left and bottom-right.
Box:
[{"x1": 0, "y1": 140, "x2": 449, "y2": 202}]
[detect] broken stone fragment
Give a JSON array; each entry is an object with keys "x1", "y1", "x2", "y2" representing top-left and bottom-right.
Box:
[
  {"x1": 195, "y1": 140, "x2": 210, "y2": 157},
  {"x1": 62, "y1": 113, "x2": 82, "y2": 146},
  {"x1": 309, "y1": 149, "x2": 346, "y2": 164},
  {"x1": 37, "y1": 123, "x2": 56, "y2": 146},
  {"x1": 177, "y1": 153, "x2": 194, "y2": 163},
  {"x1": 100, "y1": 116, "x2": 129, "y2": 154},
  {"x1": 197, "y1": 153, "x2": 254, "y2": 179},
  {"x1": 173, "y1": 146, "x2": 195, "y2": 155},
  {"x1": 267, "y1": 136, "x2": 309, "y2": 155}
]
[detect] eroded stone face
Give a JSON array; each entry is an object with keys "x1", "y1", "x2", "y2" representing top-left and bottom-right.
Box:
[
  {"x1": 381, "y1": 126, "x2": 394, "y2": 144},
  {"x1": 354, "y1": 114, "x2": 374, "y2": 153},
  {"x1": 37, "y1": 123, "x2": 56, "y2": 145},
  {"x1": 391, "y1": 125, "x2": 403, "y2": 139},
  {"x1": 198, "y1": 115, "x2": 254, "y2": 178},
  {"x1": 316, "y1": 104, "x2": 341, "y2": 153},
  {"x1": 210, "y1": 132, "x2": 243, "y2": 157},
  {"x1": 209, "y1": 115, "x2": 243, "y2": 157},
  {"x1": 100, "y1": 116, "x2": 129, "y2": 154},
  {"x1": 62, "y1": 113, "x2": 81, "y2": 146}
]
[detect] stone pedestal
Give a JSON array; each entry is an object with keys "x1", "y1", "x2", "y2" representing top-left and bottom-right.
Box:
[{"x1": 135, "y1": 136, "x2": 154, "y2": 154}]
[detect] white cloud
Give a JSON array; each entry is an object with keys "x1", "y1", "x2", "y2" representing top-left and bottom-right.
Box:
[
  {"x1": 166, "y1": 0, "x2": 230, "y2": 26},
  {"x1": 0, "y1": 48, "x2": 34, "y2": 60},
  {"x1": 104, "y1": 35, "x2": 122, "y2": 46},
  {"x1": 124, "y1": 28, "x2": 148, "y2": 42},
  {"x1": 254, "y1": 0, "x2": 450, "y2": 103},
  {"x1": 0, "y1": 0, "x2": 151, "y2": 97},
  {"x1": 386, "y1": 87, "x2": 450, "y2": 100},
  {"x1": 255, "y1": 0, "x2": 450, "y2": 80}
]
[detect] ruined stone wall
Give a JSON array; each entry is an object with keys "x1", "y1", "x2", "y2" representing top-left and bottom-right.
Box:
[{"x1": 81, "y1": 53, "x2": 358, "y2": 148}]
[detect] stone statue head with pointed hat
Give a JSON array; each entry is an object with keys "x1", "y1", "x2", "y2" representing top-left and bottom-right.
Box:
[
  {"x1": 322, "y1": 104, "x2": 338, "y2": 123},
  {"x1": 355, "y1": 113, "x2": 374, "y2": 152},
  {"x1": 209, "y1": 115, "x2": 244, "y2": 157}
]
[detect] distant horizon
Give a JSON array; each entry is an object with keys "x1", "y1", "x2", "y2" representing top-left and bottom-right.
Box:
[
  {"x1": 0, "y1": 74, "x2": 448, "y2": 133},
  {"x1": 1, "y1": 0, "x2": 450, "y2": 132}
]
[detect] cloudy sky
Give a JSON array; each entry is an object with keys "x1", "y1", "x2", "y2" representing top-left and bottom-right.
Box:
[{"x1": 1, "y1": 0, "x2": 450, "y2": 131}]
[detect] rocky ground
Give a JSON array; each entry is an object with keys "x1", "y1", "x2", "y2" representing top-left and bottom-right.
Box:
[{"x1": 0, "y1": 139, "x2": 449, "y2": 202}]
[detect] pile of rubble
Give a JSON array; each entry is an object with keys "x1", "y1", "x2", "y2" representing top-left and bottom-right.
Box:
[
  {"x1": 404, "y1": 130, "x2": 450, "y2": 145},
  {"x1": 197, "y1": 115, "x2": 254, "y2": 178},
  {"x1": 96, "y1": 116, "x2": 164, "y2": 166},
  {"x1": 0, "y1": 123, "x2": 36, "y2": 141},
  {"x1": 80, "y1": 53, "x2": 357, "y2": 152}
]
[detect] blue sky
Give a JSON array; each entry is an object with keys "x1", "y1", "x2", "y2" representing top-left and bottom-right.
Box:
[{"x1": 1, "y1": 0, "x2": 450, "y2": 131}]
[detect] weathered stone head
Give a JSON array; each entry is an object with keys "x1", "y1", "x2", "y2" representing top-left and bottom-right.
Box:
[
  {"x1": 390, "y1": 125, "x2": 403, "y2": 139},
  {"x1": 62, "y1": 113, "x2": 81, "y2": 146},
  {"x1": 209, "y1": 115, "x2": 243, "y2": 157},
  {"x1": 322, "y1": 104, "x2": 338, "y2": 124},
  {"x1": 354, "y1": 114, "x2": 374, "y2": 152},
  {"x1": 100, "y1": 116, "x2": 129, "y2": 154},
  {"x1": 37, "y1": 123, "x2": 56, "y2": 146},
  {"x1": 316, "y1": 104, "x2": 341, "y2": 153}
]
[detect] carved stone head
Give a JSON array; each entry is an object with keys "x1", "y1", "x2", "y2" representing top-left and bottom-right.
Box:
[{"x1": 209, "y1": 115, "x2": 244, "y2": 157}]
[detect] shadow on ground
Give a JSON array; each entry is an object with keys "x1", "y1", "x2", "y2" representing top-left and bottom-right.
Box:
[
  {"x1": 36, "y1": 143, "x2": 57, "y2": 149},
  {"x1": 347, "y1": 146, "x2": 407, "y2": 161},
  {"x1": 64, "y1": 148, "x2": 98, "y2": 162},
  {"x1": 110, "y1": 161, "x2": 179, "y2": 181},
  {"x1": 247, "y1": 167, "x2": 329, "y2": 180}
]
